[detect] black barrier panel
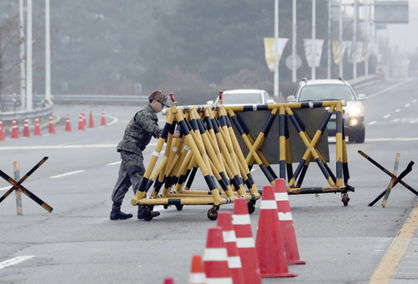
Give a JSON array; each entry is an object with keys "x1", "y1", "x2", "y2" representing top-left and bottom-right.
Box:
[{"x1": 231, "y1": 108, "x2": 329, "y2": 164}]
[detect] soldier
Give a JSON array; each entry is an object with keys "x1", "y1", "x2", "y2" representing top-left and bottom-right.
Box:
[{"x1": 110, "y1": 90, "x2": 175, "y2": 220}]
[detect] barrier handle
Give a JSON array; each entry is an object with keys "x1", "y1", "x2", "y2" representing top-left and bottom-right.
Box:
[
  {"x1": 218, "y1": 91, "x2": 223, "y2": 103},
  {"x1": 169, "y1": 93, "x2": 176, "y2": 105}
]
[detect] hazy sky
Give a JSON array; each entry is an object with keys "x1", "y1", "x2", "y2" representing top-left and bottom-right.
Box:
[{"x1": 386, "y1": 0, "x2": 418, "y2": 53}]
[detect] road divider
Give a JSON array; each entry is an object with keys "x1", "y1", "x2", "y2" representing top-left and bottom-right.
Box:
[{"x1": 0, "y1": 110, "x2": 111, "y2": 141}]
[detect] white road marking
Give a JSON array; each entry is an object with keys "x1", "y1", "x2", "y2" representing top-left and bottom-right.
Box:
[
  {"x1": 368, "y1": 121, "x2": 377, "y2": 125},
  {"x1": 404, "y1": 103, "x2": 410, "y2": 108},
  {"x1": 383, "y1": 114, "x2": 391, "y2": 119},
  {"x1": 0, "y1": 144, "x2": 116, "y2": 150},
  {"x1": 0, "y1": 256, "x2": 34, "y2": 269},
  {"x1": 0, "y1": 143, "x2": 157, "y2": 151},
  {"x1": 395, "y1": 109, "x2": 401, "y2": 112},
  {"x1": 366, "y1": 137, "x2": 418, "y2": 142},
  {"x1": 106, "y1": 114, "x2": 119, "y2": 126},
  {"x1": 49, "y1": 170, "x2": 86, "y2": 179},
  {"x1": 367, "y1": 81, "x2": 410, "y2": 99},
  {"x1": 413, "y1": 99, "x2": 417, "y2": 103},
  {"x1": 107, "y1": 161, "x2": 121, "y2": 166},
  {"x1": 392, "y1": 118, "x2": 400, "y2": 123}
]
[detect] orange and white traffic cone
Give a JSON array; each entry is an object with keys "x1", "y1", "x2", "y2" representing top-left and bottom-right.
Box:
[
  {"x1": 274, "y1": 178, "x2": 305, "y2": 265},
  {"x1": 78, "y1": 113, "x2": 84, "y2": 131},
  {"x1": 189, "y1": 255, "x2": 206, "y2": 284},
  {"x1": 82, "y1": 111, "x2": 87, "y2": 127},
  {"x1": 65, "y1": 114, "x2": 72, "y2": 132},
  {"x1": 232, "y1": 198, "x2": 262, "y2": 284},
  {"x1": 11, "y1": 118, "x2": 19, "y2": 139},
  {"x1": 255, "y1": 185, "x2": 297, "y2": 278},
  {"x1": 48, "y1": 116, "x2": 56, "y2": 134},
  {"x1": 88, "y1": 111, "x2": 94, "y2": 128},
  {"x1": 34, "y1": 117, "x2": 41, "y2": 136},
  {"x1": 0, "y1": 120, "x2": 5, "y2": 141},
  {"x1": 203, "y1": 227, "x2": 233, "y2": 283},
  {"x1": 22, "y1": 118, "x2": 30, "y2": 137},
  {"x1": 100, "y1": 109, "x2": 107, "y2": 126},
  {"x1": 217, "y1": 211, "x2": 245, "y2": 284},
  {"x1": 163, "y1": 278, "x2": 174, "y2": 284}
]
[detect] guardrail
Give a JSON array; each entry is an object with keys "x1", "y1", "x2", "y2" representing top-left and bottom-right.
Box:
[
  {"x1": 348, "y1": 74, "x2": 381, "y2": 88},
  {"x1": 0, "y1": 75, "x2": 381, "y2": 122},
  {"x1": 0, "y1": 104, "x2": 53, "y2": 122},
  {"x1": 52, "y1": 94, "x2": 148, "y2": 105}
]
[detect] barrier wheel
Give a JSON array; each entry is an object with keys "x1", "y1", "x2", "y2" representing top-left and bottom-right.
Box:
[
  {"x1": 247, "y1": 201, "x2": 256, "y2": 214},
  {"x1": 143, "y1": 206, "x2": 154, "y2": 221},
  {"x1": 163, "y1": 205, "x2": 169, "y2": 209},
  {"x1": 207, "y1": 207, "x2": 218, "y2": 221},
  {"x1": 341, "y1": 193, "x2": 350, "y2": 206},
  {"x1": 175, "y1": 204, "x2": 183, "y2": 211}
]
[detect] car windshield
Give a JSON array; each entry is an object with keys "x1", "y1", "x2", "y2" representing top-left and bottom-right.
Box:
[
  {"x1": 298, "y1": 84, "x2": 355, "y2": 101},
  {"x1": 222, "y1": 92, "x2": 263, "y2": 105}
]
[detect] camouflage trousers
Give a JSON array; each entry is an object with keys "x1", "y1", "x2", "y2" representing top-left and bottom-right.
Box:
[{"x1": 111, "y1": 150, "x2": 145, "y2": 210}]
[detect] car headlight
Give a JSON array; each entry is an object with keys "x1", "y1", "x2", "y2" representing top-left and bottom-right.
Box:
[
  {"x1": 347, "y1": 105, "x2": 362, "y2": 116},
  {"x1": 349, "y1": 117, "x2": 359, "y2": 126}
]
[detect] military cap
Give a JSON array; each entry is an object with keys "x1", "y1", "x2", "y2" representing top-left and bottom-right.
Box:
[{"x1": 149, "y1": 90, "x2": 169, "y2": 107}]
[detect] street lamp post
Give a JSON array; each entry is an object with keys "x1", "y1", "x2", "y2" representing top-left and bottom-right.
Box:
[
  {"x1": 292, "y1": 0, "x2": 297, "y2": 83},
  {"x1": 353, "y1": 0, "x2": 358, "y2": 79},
  {"x1": 45, "y1": 0, "x2": 51, "y2": 104},
  {"x1": 26, "y1": 0, "x2": 33, "y2": 111},
  {"x1": 274, "y1": 0, "x2": 280, "y2": 99},
  {"x1": 339, "y1": 0, "x2": 344, "y2": 78},
  {"x1": 19, "y1": 0, "x2": 26, "y2": 110},
  {"x1": 328, "y1": 0, "x2": 332, "y2": 79},
  {"x1": 311, "y1": 0, "x2": 316, "y2": 79}
]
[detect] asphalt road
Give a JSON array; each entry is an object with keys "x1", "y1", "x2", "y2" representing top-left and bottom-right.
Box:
[{"x1": 0, "y1": 79, "x2": 417, "y2": 284}]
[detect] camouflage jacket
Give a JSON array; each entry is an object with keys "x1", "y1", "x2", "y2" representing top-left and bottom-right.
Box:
[{"x1": 117, "y1": 104, "x2": 161, "y2": 154}]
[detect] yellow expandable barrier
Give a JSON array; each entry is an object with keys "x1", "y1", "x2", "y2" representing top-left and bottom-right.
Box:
[{"x1": 131, "y1": 96, "x2": 260, "y2": 221}]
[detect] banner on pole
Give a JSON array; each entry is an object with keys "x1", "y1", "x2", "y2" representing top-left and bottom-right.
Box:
[
  {"x1": 304, "y1": 39, "x2": 324, "y2": 68},
  {"x1": 345, "y1": 41, "x2": 353, "y2": 62},
  {"x1": 332, "y1": 40, "x2": 347, "y2": 65},
  {"x1": 264, "y1": 37, "x2": 288, "y2": 72},
  {"x1": 349, "y1": 42, "x2": 364, "y2": 63}
]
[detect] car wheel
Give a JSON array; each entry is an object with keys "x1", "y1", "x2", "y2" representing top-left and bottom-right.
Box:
[{"x1": 349, "y1": 127, "x2": 365, "y2": 143}]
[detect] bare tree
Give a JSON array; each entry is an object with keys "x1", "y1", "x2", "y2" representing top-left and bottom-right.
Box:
[{"x1": 0, "y1": 14, "x2": 22, "y2": 95}]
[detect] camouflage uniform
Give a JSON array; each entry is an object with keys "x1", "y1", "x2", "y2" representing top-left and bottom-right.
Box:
[{"x1": 111, "y1": 104, "x2": 161, "y2": 211}]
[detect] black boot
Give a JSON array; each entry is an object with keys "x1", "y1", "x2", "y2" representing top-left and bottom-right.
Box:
[
  {"x1": 110, "y1": 209, "x2": 133, "y2": 220},
  {"x1": 137, "y1": 206, "x2": 160, "y2": 219}
]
